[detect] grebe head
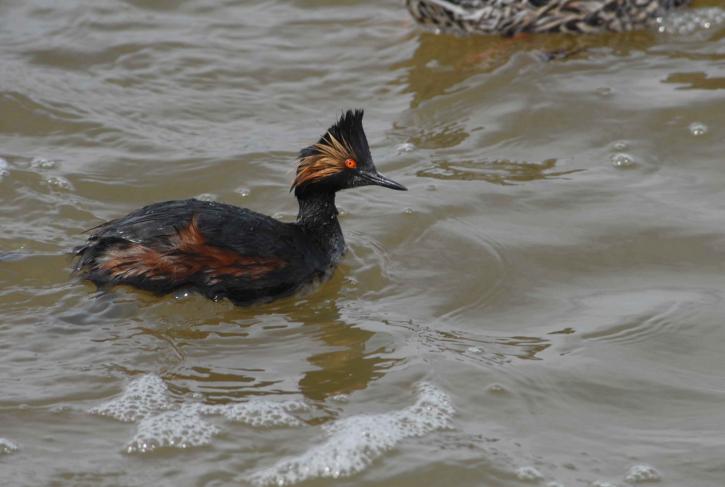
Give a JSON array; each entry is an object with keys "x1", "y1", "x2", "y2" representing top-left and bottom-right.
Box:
[{"x1": 292, "y1": 109, "x2": 406, "y2": 198}]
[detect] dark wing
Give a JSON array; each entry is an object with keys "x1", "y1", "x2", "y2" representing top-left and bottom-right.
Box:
[
  {"x1": 81, "y1": 199, "x2": 239, "y2": 245},
  {"x1": 75, "y1": 199, "x2": 317, "y2": 302}
]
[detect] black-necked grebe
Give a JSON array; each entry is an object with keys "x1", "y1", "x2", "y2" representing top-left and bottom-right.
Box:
[
  {"x1": 405, "y1": 0, "x2": 691, "y2": 35},
  {"x1": 74, "y1": 109, "x2": 406, "y2": 305}
]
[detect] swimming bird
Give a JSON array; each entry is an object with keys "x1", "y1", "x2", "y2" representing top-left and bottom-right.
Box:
[
  {"x1": 405, "y1": 0, "x2": 691, "y2": 35},
  {"x1": 74, "y1": 110, "x2": 406, "y2": 306}
]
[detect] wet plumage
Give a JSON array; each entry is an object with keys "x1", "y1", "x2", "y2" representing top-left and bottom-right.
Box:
[
  {"x1": 405, "y1": 0, "x2": 691, "y2": 35},
  {"x1": 74, "y1": 110, "x2": 406, "y2": 306}
]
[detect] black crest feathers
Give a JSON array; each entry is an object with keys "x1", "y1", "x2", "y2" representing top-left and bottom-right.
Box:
[
  {"x1": 292, "y1": 109, "x2": 371, "y2": 191},
  {"x1": 321, "y1": 109, "x2": 369, "y2": 164}
]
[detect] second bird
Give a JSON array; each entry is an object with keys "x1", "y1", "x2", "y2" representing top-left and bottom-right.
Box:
[{"x1": 405, "y1": 0, "x2": 691, "y2": 35}]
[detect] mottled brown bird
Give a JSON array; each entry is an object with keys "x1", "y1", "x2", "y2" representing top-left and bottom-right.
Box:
[{"x1": 406, "y1": 0, "x2": 691, "y2": 35}]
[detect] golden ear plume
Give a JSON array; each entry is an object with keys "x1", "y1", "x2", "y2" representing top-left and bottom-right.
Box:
[{"x1": 292, "y1": 133, "x2": 355, "y2": 189}]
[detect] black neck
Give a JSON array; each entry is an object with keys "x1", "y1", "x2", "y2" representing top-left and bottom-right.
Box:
[
  {"x1": 296, "y1": 191, "x2": 337, "y2": 226},
  {"x1": 295, "y1": 191, "x2": 345, "y2": 261}
]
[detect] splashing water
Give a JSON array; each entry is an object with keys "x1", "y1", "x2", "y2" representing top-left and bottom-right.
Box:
[
  {"x1": 90, "y1": 374, "x2": 171, "y2": 422},
  {"x1": 90, "y1": 375, "x2": 309, "y2": 453},
  {"x1": 0, "y1": 438, "x2": 19, "y2": 454},
  {"x1": 248, "y1": 382, "x2": 454, "y2": 486},
  {"x1": 625, "y1": 464, "x2": 661, "y2": 483}
]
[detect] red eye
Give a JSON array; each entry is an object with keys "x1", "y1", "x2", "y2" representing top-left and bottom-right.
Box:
[{"x1": 344, "y1": 158, "x2": 357, "y2": 170}]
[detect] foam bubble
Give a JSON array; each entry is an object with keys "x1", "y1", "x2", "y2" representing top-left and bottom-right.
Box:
[
  {"x1": 249, "y1": 382, "x2": 453, "y2": 486},
  {"x1": 126, "y1": 406, "x2": 219, "y2": 453},
  {"x1": 516, "y1": 466, "x2": 543, "y2": 481},
  {"x1": 591, "y1": 481, "x2": 617, "y2": 487},
  {"x1": 45, "y1": 176, "x2": 74, "y2": 190},
  {"x1": 31, "y1": 157, "x2": 57, "y2": 169},
  {"x1": 659, "y1": 8, "x2": 725, "y2": 35},
  {"x1": 91, "y1": 375, "x2": 309, "y2": 453},
  {"x1": 125, "y1": 400, "x2": 308, "y2": 453},
  {"x1": 90, "y1": 374, "x2": 171, "y2": 422},
  {"x1": 396, "y1": 142, "x2": 415, "y2": 153},
  {"x1": 487, "y1": 383, "x2": 508, "y2": 394},
  {"x1": 595, "y1": 87, "x2": 613, "y2": 97},
  {"x1": 200, "y1": 400, "x2": 308, "y2": 427},
  {"x1": 625, "y1": 464, "x2": 661, "y2": 483},
  {"x1": 196, "y1": 193, "x2": 217, "y2": 202},
  {"x1": 0, "y1": 158, "x2": 8, "y2": 179},
  {"x1": 688, "y1": 122, "x2": 708, "y2": 136},
  {"x1": 174, "y1": 289, "x2": 193, "y2": 301},
  {"x1": 610, "y1": 153, "x2": 635, "y2": 169},
  {"x1": 0, "y1": 438, "x2": 18, "y2": 454}
]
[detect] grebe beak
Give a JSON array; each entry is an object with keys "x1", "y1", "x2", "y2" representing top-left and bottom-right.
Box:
[{"x1": 360, "y1": 171, "x2": 407, "y2": 191}]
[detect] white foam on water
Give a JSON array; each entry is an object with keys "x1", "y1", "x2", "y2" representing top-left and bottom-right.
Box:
[
  {"x1": 486, "y1": 383, "x2": 508, "y2": 394},
  {"x1": 126, "y1": 400, "x2": 310, "y2": 453},
  {"x1": 659, "y1": 7, "x2": 725, "y2": 35},
  {"x1": 516, "y1": 466, "x2": 544, "y2": 481},
  {"x1": 625, "y1": 464, "x2": 661, "y2": 483},
  {"x1": 44, "y1": 175, "x2": 75, "y2": 191},
  {"x1": 0, "y1": 438, "x2": 18, "y2": 454},
  {"x1": 31, "y1": 157, "x2": 57, "y2": 169},
  {"x1": 90, "y1": 374, "x2": 171, "y2": 422},
  {"x1": 688, "y1": 122, "x2": 708, "y2": 136},
  {"x1": 249, "y1": 382, "x2": 454, "y2": 486},
  {"x1": 329, "y1": 394, "x2": 349, "y2": 403},
  {"x1": 200, "y1": 400, "x2": 308, "y2": 427},
  {"x1": 126, "y1": 406, "x2": 220, "y2": 453},
  {"x1": 610, "y1": 153, "x2": 636, "y2": 169},
  {"x1": 195, "y1": 193, "x2": 217, "y2": 202},
  {"x1": 90, "y1": 374, "x2": 309, "y2": 453}
]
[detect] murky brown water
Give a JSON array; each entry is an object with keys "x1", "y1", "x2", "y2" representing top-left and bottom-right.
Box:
[{"x1": 2, "y1": 1, "x2": 725, "y2": 486}]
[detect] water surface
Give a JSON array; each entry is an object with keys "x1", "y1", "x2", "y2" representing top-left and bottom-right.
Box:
[{"x1": 1, "y1": 1, "x2": 725, "y2": 486}]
